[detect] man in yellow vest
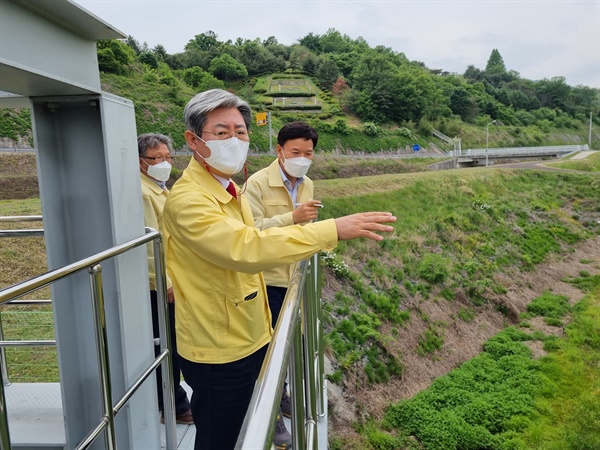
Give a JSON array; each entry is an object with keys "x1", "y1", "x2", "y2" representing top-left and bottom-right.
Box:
[
  {"x1": 245, "y1": 121, "x2": 322, "y2": 445},
  {"x1": 138, "y1": 133, "x2": 193, "y2": 425},
  {"x1": 162, "y1": 89, "x2": 396, "y2": 450}
]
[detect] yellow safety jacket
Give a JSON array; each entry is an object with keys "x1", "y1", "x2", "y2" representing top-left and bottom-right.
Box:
[
  {"x1": 141, "y1": 174, "x2": 172, "y2": 291},
  {"x1": 162, "y1": 158, "x2": 337, "y2": 364},
  {"x1": 245, "y1": 159, "x2": 314, "y2": 287}
]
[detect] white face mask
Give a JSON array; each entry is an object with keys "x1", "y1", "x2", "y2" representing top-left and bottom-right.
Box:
[
  {"x1": 196, "y1": 135, "x2": 249, "y2": 175},
  {"x1": 146, "y1": 160, "x2": 172, "y2": 182},
  {"x1": 283, "y1": 156, "x2": 312, "y2": 178}
]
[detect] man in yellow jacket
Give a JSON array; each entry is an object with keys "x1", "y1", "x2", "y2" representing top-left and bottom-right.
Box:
[
  {"x1": 244, "y1": 121, "x2": 322, "y2": 441},
  {"x1": 162, "y1": 89, "x2": 396, "y2": 450},
  {"x1": 138, "y1": 133, "x2": 193, "y2": 425}
]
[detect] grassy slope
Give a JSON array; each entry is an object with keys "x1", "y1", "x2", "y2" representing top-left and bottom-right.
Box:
[
  {"x1": 547, "y1": 151, "x2": 600, "y2": 172},
  {"x1": 1, "y1": 70, "x2": 595, "y2": 153},
  {"x1": 2, "y1": 155, "x2": 600, "y2": 446}
]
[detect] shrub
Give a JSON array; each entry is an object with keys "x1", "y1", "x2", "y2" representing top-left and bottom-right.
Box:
[
  {"x1": 417, "y1": 327, "x2": 444, "y2": 355},
  {"x1": 321, "y1": 251, "x2": 351, "y2": 279},
  {"x1": 418, "y1": 253, "x2": 451, "y2": 284},
  {"x1": 362, "y1": 122, "x2": 379, "y2": 136},
  {"x1": 458, "y1": 307, "x2": 476, "y2": 322},
  {"x1": 527, "y1": 291, "x2": 570, "y2": 319}
]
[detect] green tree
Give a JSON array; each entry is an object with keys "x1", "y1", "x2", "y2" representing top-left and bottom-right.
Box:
[
  {"x1": 181, "y1": 66, "x2": 225, "y2": 91},
  {"x1": 485, "y1": 48, "x2": 506, "y2": 74},
  {"x1": 484, "y1": 49, "x2": 515, "y2": 86},
  {"x1": 298, "y1": 32, "x2": 321, "y2": 53},
  {"x1": 139, "y1": 52, "x2": 158, "y2": 69},
  {"x1": 237, "y1": 38, "x2": 285, "y2": 75},
  {"x1": 288, "y1": 45, "x2": 318, "y2": 73},
  {"x1": 185, "y1": 31, "x2": 220, "y2": 52},
  {"x1": 464, "y1": 64, "x2": 484, "y2": 82},
  {"x1": 350, "y1": 52, "x2": 438, "y2": 123},
  {"x1": 450, "y1": 85, "x2": 479, "y2": 122},
  {"x1": 153, "y1": 44, "x2": 168, "y2": 62},
  {"x1": 536, "y1": 76, "x2": 572, "y2": 112},
  {"x1": 208, "y1": 53, "x2": 248, "y2": 80},
  {"x1": 125, "y1": 35, "x2": 141, "y2": 55},
  {"x1": 97, "y1": 39, "x2": 134, "y2": 75},
  {"x1": 319, "y1": 28, "x2": 352, "y2": 54},
  {"x1": 316, "y1": 55, "x2": 340, "y2": 91}
]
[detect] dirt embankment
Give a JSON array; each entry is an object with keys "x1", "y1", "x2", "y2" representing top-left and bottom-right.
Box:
[
  {"x1": 0, "y1": 153, "x2": 39, "y2": 200},
  {"x1": 325, "y1": 236, "x2": 600, "y2": 441}
]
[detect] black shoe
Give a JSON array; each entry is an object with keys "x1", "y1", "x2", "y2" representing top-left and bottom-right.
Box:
[
  {"x1": 280, "y1": 389, "x2": 291, "y2": 419},
  {"x1": 160, "y1": 408, "x2": 194, "y2": 425},
  {"x1": 273, "y1": 412, "x2": 292, "y2": 449}
]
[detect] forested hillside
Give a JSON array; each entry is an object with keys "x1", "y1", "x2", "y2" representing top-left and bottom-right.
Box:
[
  {"x1": 1, "y1": 29, "x2": 598, "y2": 152},
  {"x1": 1, "y1": 27, "x2": 599, "y2": 450}
]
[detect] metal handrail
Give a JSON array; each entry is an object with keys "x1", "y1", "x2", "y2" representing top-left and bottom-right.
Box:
[
  {"x1": 0, "y1": 216, "x2": 43, "y2": 222},
  {"x1": 0, "y1": 225, "x2": 178, "y2": 450},
  {"x1": 1, "y1": 215, "x2": 329, "y2": 449},
  {"x1": 0, "y1": 215, "x2": 47, "y2": 388},
  {"x1": 0, "y1": 231, "x2": 158, "y2": 303},
  {"x1": 236, "y1": 253, "x2": 326, "y2": 449},
  {"x1": 451, "y1": 144, "x2": 588, "y2": 157}
]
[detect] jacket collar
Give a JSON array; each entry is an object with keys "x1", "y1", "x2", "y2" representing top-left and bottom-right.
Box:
[
  {"x1": 268, "y1": 158, "x2": 286, "y2": 187},
  {"x1": 186, "y1": 157, "x2": 236, "y2": 203},
  {"x1": 141, "y1": 173, "x2": 168, "y2": 194}
]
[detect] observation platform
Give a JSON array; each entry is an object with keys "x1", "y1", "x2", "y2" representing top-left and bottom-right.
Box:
[{"x1": 4, "y1": 381, "x2": 324, "y2": 449}]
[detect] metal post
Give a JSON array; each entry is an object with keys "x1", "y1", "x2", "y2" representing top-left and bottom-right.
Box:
[
  {"x1": 486, "y1": 120, "x2": 496, "y2": 167},
  {"x1": 0, "y1": 379, "x2": 11, "y2": 450},
  {"x1": 589, "y1": 111, "x2": 593, "y2": 148},
  {"x1": 289, "y1": 314, "x2": 306, "y2": 450},
  {"x1": 0, "y1": 314, "x2": 9, "y2": 387},
  {"x1": 153, "y1": 236, "x2": 177, "y2": 450},
  {"x1": 88, "y1": 265, "x2": 116, "y2": 450},
  {"x1": 302, "y1": 259, "x2": 319, "y2": 449},
  {"x1": 314, "y1": 254, "x2": 326, "y2": 418},
  {"x1": 268, "y1": 112, "x2": 273, "y2": 154}
]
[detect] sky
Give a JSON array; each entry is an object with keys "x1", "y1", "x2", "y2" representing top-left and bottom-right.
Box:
[{"x1": 74, "y1": 0, "x2": 600, "y2": 89}]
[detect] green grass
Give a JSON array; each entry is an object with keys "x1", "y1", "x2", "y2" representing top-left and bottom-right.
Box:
[
  {"x1": 548, "y1": 151, "x2": 600, "y2": 172},
  {"x1": 319, "y1": 169, "x2": 599, "y2": 389},
  {"x1": 370, "y1": 274, "x2": 600, "y2": 450},
  {"x1": 1, "y1": 162, "x2": 599, "y2": 446},
  {"x1": 518, "y1": 276, "x2": 600, "y2": 450},
  {"x1": 1, "y1": 198, "x2": 57, "y2": 383}
]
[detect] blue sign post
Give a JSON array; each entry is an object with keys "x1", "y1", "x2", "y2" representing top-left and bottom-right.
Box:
[{"x1": 413, "y1": 144, "x2": 420, "y2": 152}]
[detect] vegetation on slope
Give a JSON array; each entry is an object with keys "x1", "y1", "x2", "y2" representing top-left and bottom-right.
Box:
[
  {"x1": 1, "y1": 155, "x2": 599, "y2": 448},
  {"x1": 1, "y1": 30, "x2": 598, "y2": 153},
  {"x1": 359, "y1": 274, "x2": 600, "y2": 450}
]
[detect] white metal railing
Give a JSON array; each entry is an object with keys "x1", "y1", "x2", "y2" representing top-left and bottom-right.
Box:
[
  {"x1": 450, "y1": 144, "x2": 589, "y2": 157},
  {"x1": 0, "y1": 216, "x2": 328, "y2": 449},
  {"x1": 0, "y1": 222, "x2": 178, "y2": 449},
  {"x1": 432, "y1": 129, "x2": 452, "y2": 143},
  {"x1": 236, "y1": 253, "x2": 326, "y2": 449}
]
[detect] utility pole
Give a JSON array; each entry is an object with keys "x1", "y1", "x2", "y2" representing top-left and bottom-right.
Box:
[
  {"x1": 486, "y1": 120, "x2": 496, "y2": 167},
  {"x1": 268, "y1": 111, "x2": 273, "y2": 154},
  {"x1": 589, "y1": 111, "x2": 593, "y2": 148}
]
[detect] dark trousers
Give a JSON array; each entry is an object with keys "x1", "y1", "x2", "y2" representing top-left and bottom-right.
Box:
[
  {"x1": 150, "y1": 290, "x2": 190, "y2": 415},
  {"x1": 180, "y1": 345, "x2": 268, "y2": 450},
  {"x1": 266, "y1": 286, "x2": 288, "y2": 328}
]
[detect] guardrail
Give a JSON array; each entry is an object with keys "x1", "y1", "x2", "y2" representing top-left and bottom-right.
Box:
[
  {"x1": 0, "y1": 216, "x2": 328, "y2": 449},
  {"x1": 450, "y1": 144, "x2": 588, "y2": 158},
  {"x1": 236, "y1": 253, "x2": 326, "y2": 449},
  {"x1": 0, "y1": 222, "x2": 178, "y2": 449}
]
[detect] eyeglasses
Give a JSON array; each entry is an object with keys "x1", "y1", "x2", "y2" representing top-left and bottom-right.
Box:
[
  {"x1": 141, "y1": 155, "x2": 173, "y2": 163},
  {"x1": 201, "y1": 130, "x2": 251, "y2": 141}
]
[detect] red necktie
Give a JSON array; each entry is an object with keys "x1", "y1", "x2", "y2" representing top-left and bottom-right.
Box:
[{"x1": 226, "y1": 182, "x2": 237, "y2": 199}]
